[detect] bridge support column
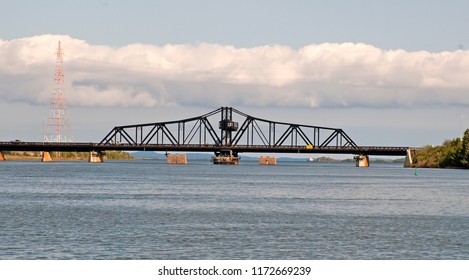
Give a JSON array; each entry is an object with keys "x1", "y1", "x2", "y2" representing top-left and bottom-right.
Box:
[
  {"x1": 259, "y1": 156, "x2": 276, "y2": 165},
  {"x1": 212, "y1": 150, "x2": 239, "y2": 165},
  {"x1": 42, "y1": 151, "x2": 53, "y2": 162},
  {"x1": 0, "y1": 151, "x2": 5, "y2": 161},
  {"x1": 404, "y1": 149, "x2": 414, "y2": 168},
  {"x1": 89, "y1": 151, "x2": 104, "y2": 163},
  {"x1": 354, "y1": 154, "x2": 369, "y2": 167},
  {"x1": 166, "y1": 153, "x2": 188, "y2": 164}
]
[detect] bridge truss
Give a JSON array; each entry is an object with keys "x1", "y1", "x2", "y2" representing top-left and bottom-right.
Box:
[{"x1": 99, "y1": 107, "x2": 358, "y2": 152}]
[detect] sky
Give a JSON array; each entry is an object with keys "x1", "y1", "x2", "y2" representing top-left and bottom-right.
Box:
[{"x1": 1, "y1": 0, "x2": 469, "y2": 149}]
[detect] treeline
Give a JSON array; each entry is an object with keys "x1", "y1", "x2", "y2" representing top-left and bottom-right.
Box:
[
  {"x1": 3, "y1": 151, "x2": 134, "y2": 160},
  {"x1": 103, "y1": 151, "x2": 135, "y2": 160},
  {"x1": 413, "y1": 129, "x2": 469, "y2": 168},
  {"x1": 56, "y1": 151, "x2": 135, "y2": 160}
]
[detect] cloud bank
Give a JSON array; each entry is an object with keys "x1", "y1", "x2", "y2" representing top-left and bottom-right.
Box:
[{"x1": 1, "y1": 34, "x2": 469, "y2": 109}]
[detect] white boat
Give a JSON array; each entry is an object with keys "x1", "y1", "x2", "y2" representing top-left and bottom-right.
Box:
[{"x1": 307, "y1": 157, "x2": 314, "y2": 162}]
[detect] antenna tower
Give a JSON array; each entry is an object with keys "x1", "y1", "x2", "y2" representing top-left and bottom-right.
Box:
[{"x1": 44, "y1": 41, "x2": 73, "y2": 142}]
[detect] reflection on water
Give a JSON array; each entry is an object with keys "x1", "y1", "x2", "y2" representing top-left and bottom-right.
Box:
[{"x1": 1, "y1": 160, "x2": 468, "y2": 259}]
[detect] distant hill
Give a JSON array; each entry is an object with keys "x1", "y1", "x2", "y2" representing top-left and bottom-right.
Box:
[
  {"x1": 130, "y1": 151, "x2": 303, "y2": 161},
  {"x1": 130, "y1": 152, "x2": 346, "y2": 162},
  {"x1": 129, "y1": 151, "x2": 403, "y2": 163},
  {"x1": 130, "y1": 151, "x2": 166, "y2": 159},
  {"x1": 130, "y1": 151, "x2": 213, "y2": 160}
]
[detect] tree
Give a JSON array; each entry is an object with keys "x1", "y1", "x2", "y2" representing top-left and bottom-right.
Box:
[
  {"x1": 461, "y1": 129, "x2": 469, "y2": 168},
  {"x1": 440, "y1": 138, "x2": 462, "y2": 167}
]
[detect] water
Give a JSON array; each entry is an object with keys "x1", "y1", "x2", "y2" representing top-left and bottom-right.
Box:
[{"x1": 0, "y1": 159, "x2": 467, "y2": 259}]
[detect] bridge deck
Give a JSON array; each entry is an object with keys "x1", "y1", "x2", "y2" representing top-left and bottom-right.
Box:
[{"x1": 0, "y1": 142, "x2": 409, "y2": 156}]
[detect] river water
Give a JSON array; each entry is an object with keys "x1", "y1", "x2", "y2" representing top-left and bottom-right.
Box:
[{"x1": 0, "y1": 159, "x2": 467, "y2": 259}]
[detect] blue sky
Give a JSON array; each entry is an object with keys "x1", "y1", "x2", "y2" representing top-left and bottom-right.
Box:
[
  {"x1": 1, "y1": 0, "x2": 469, "y2": 148},
  {"x1": 2, "y1": 0, "x2": 468, "y2": 51}
]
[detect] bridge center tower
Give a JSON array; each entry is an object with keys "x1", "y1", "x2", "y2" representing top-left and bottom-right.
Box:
[
  {"x1": 219, "y1": 107, "x2": 238, "y2": 146},
  {"x1": 213, "y1": 107, "x2": 239, "y2": 164}
]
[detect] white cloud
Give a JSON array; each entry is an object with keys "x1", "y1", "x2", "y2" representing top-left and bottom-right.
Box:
[{"x1": 1, "y1": 34, "x2": 469, "y2": 109}]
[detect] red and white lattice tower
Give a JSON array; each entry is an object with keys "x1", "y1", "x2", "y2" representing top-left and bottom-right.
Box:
[{"x1": 44, "y1": 41, "x2": 73, "y2": 142}]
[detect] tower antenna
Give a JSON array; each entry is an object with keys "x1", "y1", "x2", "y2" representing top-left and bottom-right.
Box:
[{"x1": 44, "y1": 41, "x2": 73, "y2": 142}]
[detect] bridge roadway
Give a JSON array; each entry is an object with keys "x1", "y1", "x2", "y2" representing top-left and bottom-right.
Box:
[{"x1": 0, "y1": 141, "x2": 410, "y2": 156}]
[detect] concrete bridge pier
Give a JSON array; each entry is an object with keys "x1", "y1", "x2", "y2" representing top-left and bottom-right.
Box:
[
  {"x1": 404, "y1": 149, "x2": 414, "y2": 168},
  {"x1": 354, "y1": 154, "x2": 369, "y2": 167},
  {"x1": 89, "y1": 151, "x2": 105, "y2": 163},
  {"x1": 42, "y1": 151, "x2": 53, "y2": 162},
  {"x1": 166, "y1": 153, "x2": 188, "y2": 164},
  {"x1": 259, "y1": 156, "x2": 277, "y2": 165}
]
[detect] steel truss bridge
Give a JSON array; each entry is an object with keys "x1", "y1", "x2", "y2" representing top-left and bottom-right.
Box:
[{"x1": 1, "y1": 107, "x2": 409, "y2": 157}]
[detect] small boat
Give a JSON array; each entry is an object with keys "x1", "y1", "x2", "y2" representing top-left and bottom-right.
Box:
[{"x1": 307, "y1": 157, "x2": 314, "y2": 162}]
